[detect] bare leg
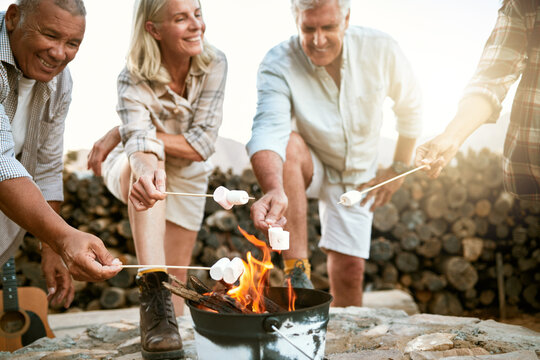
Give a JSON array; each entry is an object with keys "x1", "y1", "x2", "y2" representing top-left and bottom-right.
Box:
[
  {"x1": 282, "y1": 132, "x2": 314, "y2": 261},
  {"x1": 164, "y1": 221, "x2": 197, "y2": 316},
  {"x1": 123, "y1": 162, "x2": 167, "y2": 265},
  {"x1": 327, "y1": 250, "x2": 365, "y2": 306}
]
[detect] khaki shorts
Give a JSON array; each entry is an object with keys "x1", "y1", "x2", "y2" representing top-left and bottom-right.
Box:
[
  {"x1": 306, "y1": 150, "x2": 374, "y2": 259},
  {"x1": 102, "y1": 149, "x2": 213, "y2": 231}
]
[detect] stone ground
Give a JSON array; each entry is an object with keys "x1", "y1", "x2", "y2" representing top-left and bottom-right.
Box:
[{"x1": 2, "y1": 290, "x2": 539, "y2": 360}]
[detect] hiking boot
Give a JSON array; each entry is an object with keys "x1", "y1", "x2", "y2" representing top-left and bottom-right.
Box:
[
  {"x1": 283, "y1": 260, "x2": 314, "y2": 289},
  {"x1": 137, "y1": 271, "x2": 184, "y2": 359}
]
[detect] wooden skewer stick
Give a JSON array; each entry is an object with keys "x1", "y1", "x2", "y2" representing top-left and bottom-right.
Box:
[
  {"x1": 338, "y1": 164, "x2": 428, "y2": 204},
  {"x1": 121, "y1": 264, "x2": 211, "y2": 270},
  {"x1": 164, "y1": 191, "x2": 255, "y2": 200}
]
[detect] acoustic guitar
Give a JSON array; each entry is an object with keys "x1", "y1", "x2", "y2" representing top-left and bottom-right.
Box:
[{"x1": 0, "y1": 257, "x2": 54, "y2": 352}]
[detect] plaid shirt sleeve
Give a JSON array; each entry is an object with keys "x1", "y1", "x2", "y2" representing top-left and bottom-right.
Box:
[
  {"x1": 0, "y1": 104, "x2": 31, "y2": 183},
  {"x1": 183, "y1": 51, "x2": 227, "y2": 160},
  {"x1": 461, "y1": 0, "x2": 530, "y2": 123},
  {"x1": 117, "y1": 70, "x2": 165, "y2": 161},
  {"x1": 33, "y1": 78, "x2": 71, "y2": 202}
]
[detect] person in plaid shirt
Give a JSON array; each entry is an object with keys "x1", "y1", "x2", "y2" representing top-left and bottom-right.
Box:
[
  {"x1": 0, "y1": 0, "x2": 121, "y2": 308},
  {"x1": 415, "y1": 0, "x2": 539, "y2": 201}
]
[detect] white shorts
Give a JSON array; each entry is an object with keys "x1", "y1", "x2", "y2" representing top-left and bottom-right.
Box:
[
  {"x1": 102, "y1": 149, "x2": 213, "y2": 231},
  {"x1": 306, "y1": 151, "x2": 374, "y2": 259}
]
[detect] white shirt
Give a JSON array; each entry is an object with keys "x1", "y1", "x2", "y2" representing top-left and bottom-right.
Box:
[
  {"x1": 247, "y1": 26, "x2": 423, "y2": 187},
  {"x1": 11, "y1": 76, "x2": 36, "y2": 156}
]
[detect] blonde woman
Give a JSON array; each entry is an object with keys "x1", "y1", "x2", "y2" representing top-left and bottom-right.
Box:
[{"x1": 87, "y1": 0, "x2": 227, "y2": 358}]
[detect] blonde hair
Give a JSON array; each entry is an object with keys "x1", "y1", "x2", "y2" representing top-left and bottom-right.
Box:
[{"x1": 127, "y1": 0, "x2": 215, "y2": 83}]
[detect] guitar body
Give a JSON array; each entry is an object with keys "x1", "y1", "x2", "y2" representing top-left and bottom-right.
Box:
[{"x1": 0, "y1": 287, "x2": 54, "y2": 352}]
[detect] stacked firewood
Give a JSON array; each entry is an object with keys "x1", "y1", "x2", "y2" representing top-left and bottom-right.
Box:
[
  {"x1": 6, "y1": 148, "x2": 539, "y2": 316},
  {"x1": 366, "y1": 149, "x2": 540, "y2": 315}
]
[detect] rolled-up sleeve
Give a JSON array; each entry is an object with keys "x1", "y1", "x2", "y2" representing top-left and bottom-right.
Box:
[
  {"x1": 184, "y1": 52, "x2": 227, "y2": 160},
  {"x1": 0, "y1": 104, "x2": 30, "y2": 183},
  {"x1": 246, "y1": 58, "x2": 293, "y2": 162},
  {"x1": 462, "y1": 0, "x2": 528, "y2": 123},
  {"x1": 386, "y1": 40, "x2": 423, "y2": 139},
  {"x1": 117, "y1": 71, "x2": 165, "y2": 161}
]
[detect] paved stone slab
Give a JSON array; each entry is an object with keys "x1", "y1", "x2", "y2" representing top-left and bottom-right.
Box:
[
  {"x1": 441, "y1": 349, "x2": 538, "y2": 360},
  {"x1": 3, "y1": 307, "x2": 538, "y2": 359}
]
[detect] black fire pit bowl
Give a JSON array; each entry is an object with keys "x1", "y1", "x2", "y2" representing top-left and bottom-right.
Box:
[{"x1": 188, "y1": 287, "x2": 333, "y2": 360}]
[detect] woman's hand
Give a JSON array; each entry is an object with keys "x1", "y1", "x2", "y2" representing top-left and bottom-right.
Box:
[{"x1": 88, "y1": 126, "x2": 121, "y2": 176}]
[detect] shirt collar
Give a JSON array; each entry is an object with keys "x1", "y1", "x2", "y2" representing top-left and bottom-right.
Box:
[
  {"x1": 0, "y1": 12, "x2": 17, "y2": 68},
  {"x1": 152, "y1": 60, "x2": 201, "y2": 98}
]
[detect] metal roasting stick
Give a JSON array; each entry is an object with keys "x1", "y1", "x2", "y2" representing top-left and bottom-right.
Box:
[
  {"x1": 165, "y1": 191, "x2": 255, "y2": 200},
  {"x1": 271, "y1": 325, "x2": 315, "y2": 360},
  {"x1": 120, "y1": 264, "x2": 211, "y2": 270},
  {"x1": 338, "y1": 164, "x2": 428, "y2": 204}
]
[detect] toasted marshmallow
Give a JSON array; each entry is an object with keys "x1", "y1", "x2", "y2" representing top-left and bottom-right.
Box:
[
  {"x1": 223, "y1": 257, "x2": 244, "y2": 284},
  {"x1": 209, "y1": 257, "x2": 231, "y2": 281}
]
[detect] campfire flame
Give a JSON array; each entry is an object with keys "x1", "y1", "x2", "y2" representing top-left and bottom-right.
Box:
[{"x1": 226, "y1": 226, "x2": 296, "y2": 313}]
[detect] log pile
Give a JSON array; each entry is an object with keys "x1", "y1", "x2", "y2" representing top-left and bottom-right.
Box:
[
  {"x1": 5, "y1": 148, "x2": 539, "y2": 317},
  {"x1": 366, "y1": 149, "x2": 540, "y2": 316}
]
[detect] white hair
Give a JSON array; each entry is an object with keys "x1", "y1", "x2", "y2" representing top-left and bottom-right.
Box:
[{"x1": 291, "y1": 0, "x2": 350, "y2": 19}]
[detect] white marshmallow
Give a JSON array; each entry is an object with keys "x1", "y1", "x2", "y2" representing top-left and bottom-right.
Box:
[
  {"x1": 339, "y1": 190, "x2": 363, "y2": 207},
  {"x1": 223, "y1": 257, "x2": 244, "y2": 284},
  {"x1": 210, "y1": 257, "x2": 231, "y2": 281},
  {"x1": 226, "y1": 190, "x2": 250, "y2": 205},
  {"x1": 268, "y1": 227, "x2": 290, "y2": 250},
  {"x1": 213, "y1": 186, "x2": 234, "y2": 210}
]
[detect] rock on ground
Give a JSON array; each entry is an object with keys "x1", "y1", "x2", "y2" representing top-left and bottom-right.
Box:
[{"x1": 2, "y1": 307, "x2": 539, "y2": 359}]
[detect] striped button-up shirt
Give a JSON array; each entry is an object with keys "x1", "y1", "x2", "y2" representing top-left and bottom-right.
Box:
[
  {"x1": 247, "y1": 26, "x2": 422, "y2": 188},
  {"x1": 114, "y1": 49, "x2": 227, "y2": 169},
  {"x1": 0, "y1": 12, "x2": 72, "y2": 265},
  {"x1": 463, "y1": 0, "x2": 540, "y2": 201}
]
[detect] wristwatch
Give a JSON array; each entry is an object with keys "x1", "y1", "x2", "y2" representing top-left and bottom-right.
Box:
[{"x1": 390, "y1": 161, "x2": 410, "y2": 174}]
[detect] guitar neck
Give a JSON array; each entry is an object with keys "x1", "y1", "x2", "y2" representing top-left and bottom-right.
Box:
[{"x1": 1, "y1": 257, "x2": 19, "y2": 312}]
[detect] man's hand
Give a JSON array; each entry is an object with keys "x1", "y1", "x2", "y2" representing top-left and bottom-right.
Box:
[
  {"x1": 55, "y1": 229, "x2": 122, "y2": 282},
  {"x1": 414, "y1": 133, "x2": 460, "y2": 179},
  {"x1": 129, "y1": 169, "x2": 167, "y2": 211},
  {"x1": 40, "y1": 243, "x2": 74, "y2": 308},
  {"x1": 358, "y1": 167, "x2": 404, "y2": 211},
  {"x1": 250, "y1": 188, "x2": 288, "y2": 231},
  {"x1": 87, "y1": 126, "x2": 121, "y2": 176}
]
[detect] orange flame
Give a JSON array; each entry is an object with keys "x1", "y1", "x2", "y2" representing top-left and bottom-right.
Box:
[
  {"x1": 286, "y1": 278, "x2": 297, "y2": 311},
  {"x1": 225, "y1": 226, "x2": 296, "y2": 313}
]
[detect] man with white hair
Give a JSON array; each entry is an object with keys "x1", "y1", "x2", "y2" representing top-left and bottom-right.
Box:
[
  {"x1": 247, "y1": 0, "x2": 422, "y2": 305},
  {"x1": 0, "y1": 0, "x2": 121, "y2": 307}
]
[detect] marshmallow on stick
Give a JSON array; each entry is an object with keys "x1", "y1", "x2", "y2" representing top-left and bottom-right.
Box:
[
  {"x1": 213, "y1": 186, "x2": 250, "y2": 210},
  {"x1": 210, "y1": 257, "x2": 245, "y2": 283},
  {"x1": 223, "y1": 257, "x2": 245, "y2": 284},
  {"x1": 209, "y1": 257, "x2": 231, "y2": 281},
  {"x1": 268, "y1": 226, "x2": 290, "y2": 251}
]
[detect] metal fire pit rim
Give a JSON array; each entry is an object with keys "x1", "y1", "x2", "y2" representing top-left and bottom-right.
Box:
[{"x1": 186, "y1": 286, "x2": 333, "y2": 318}]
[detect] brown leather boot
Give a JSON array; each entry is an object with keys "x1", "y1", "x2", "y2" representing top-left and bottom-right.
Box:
[{"x1": 137, "y1": 271, "x2": 184, "y2": 359}]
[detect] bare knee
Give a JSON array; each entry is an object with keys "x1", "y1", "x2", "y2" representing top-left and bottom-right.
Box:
[
  {"x1": 328, "y1": 253, "x2": 365, "y2": 286},
  {"x1": 284, "y1": 132, "x2": 313, "y2": 186}
]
